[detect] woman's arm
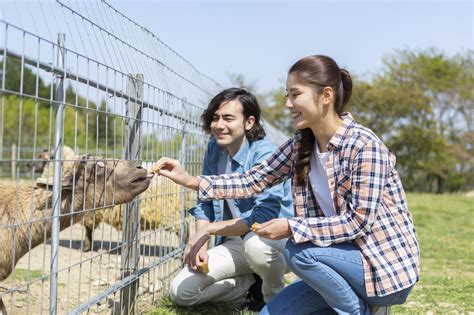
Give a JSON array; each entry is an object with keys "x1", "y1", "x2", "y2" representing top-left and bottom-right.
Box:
[
  {"x1": 198, "y1": 137, "x2": 295, "y2": 200},
  {"x1": 156, "y1": 136, "x2": 296, "y2": 200}
]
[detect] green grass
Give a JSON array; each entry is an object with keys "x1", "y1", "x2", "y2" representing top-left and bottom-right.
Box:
[
  {"x1": 148, "y1": 193, "x2": 474, "y2": 314},
  {"x1": 147, "y1": 296, "x2": 254, "y2": 315},
  {"x1": 392, "y1": 193, "x2": 474, "y2": 314},
  {"x1": 8, "y1": 268, "x2": 46, "y2": 283}
]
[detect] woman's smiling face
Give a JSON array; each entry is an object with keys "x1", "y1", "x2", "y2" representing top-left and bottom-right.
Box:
[{"x1": 285, "y1": 73, "x2": 323, "y2": 130}]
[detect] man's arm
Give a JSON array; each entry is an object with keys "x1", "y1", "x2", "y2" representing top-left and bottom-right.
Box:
[
  {"x1": 195, "y1": 219, "x2": 210, "y2": 248},
  {"x1": 185, "y1": 218, "x2": 250, "y2": 270},
  {"x1": 182, "y1": 141, "x2": 215, "y2": 271},
  {"x1": 202, "y1": 218, "x2": 250, "y2": 237}
]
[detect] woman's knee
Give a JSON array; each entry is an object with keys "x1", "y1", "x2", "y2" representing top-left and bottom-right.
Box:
[{"x1": 284, "y1": 240, "x2": 311, "y2": 267}]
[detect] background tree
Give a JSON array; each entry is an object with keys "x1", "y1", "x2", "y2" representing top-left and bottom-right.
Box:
[
  {"x1": 1, "y1": 60, "x2": 121, "y2": 151},
  {"x1": 350, "y1": 49, "x2": 473, "y2": 192}
]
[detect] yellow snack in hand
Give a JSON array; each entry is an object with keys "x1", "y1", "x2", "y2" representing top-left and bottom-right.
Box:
[
  {"x1": 151, "y1": 165, "x2": 160, "y2": 174},
  {"x1": 251, "y1": 223, "x2": 261, "y2": 232},
  {"x1": 198, "y1": 261, "x2": 209, "y2": 274}
]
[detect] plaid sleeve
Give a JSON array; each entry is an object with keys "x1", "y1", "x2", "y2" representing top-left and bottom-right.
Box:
[
  {"x1": 198, "y1": 137, "x2": 294, "y2": 201},
  {"x1": 288, "y1": 140, "x2": 390, "y2": 246}
]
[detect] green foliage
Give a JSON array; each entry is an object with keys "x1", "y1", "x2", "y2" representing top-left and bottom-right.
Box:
[
  {"x1": 1, "y1": 95, "x2": 52, "y2": 149},
  {"x1": 2, "y1": 58, "x2": 51, "y2": 99},
  {"x1": 0, "y1": 59, "x2": 122, "y2": 156},
  {"x1": 350, "y1": 49, "x2": 473, "y2": 192},
  {"x1": 261, "y1": 87, "x2": 293, "y2": 135}
]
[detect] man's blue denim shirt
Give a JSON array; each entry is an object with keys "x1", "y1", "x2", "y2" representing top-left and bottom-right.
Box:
[{"x1": 189, "y1": 137, "x2": 293, "y2": 245}]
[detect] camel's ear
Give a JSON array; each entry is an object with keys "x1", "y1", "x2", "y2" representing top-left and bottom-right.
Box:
[{"x1": 35, "y1": 155, "x2": 90, "y2": 189}]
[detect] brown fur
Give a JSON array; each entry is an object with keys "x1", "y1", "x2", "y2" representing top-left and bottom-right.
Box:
[
  {"x1": 0, "y1": 156, "x2": 151, "y2": 281},
  {"x1": 28, "y1": 146, "x2": 191, "y2": 252}
]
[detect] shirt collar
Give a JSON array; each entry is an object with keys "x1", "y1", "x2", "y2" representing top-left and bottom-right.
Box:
[
  {"x1": 219, "y1": 137, "x2": 249, "y2": 167},
  {"x1": 231, "y1": 137, "x2": 249, "y2": 166},
  {"x1": 328, "y1": 112, "x2": 354, "y2": 150}
]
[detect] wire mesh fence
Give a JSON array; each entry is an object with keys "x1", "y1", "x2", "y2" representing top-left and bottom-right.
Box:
[{"x1": 0, "y1": 1, "x2": 220, "y2": 313}]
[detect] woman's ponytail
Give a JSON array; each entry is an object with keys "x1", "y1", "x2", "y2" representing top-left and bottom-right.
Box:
[{"x1": 340, "y1": 69, "x2": 353, "y2": 109}]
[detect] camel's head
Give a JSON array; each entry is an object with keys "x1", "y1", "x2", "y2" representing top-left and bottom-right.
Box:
[{"x1": 36, "y1": 155, "x2": 153, "y2": 207}]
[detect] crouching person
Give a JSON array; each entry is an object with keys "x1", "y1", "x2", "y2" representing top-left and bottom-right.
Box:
[{"x1": 169, "y1": 88, "x2": 293, "y2": 311}]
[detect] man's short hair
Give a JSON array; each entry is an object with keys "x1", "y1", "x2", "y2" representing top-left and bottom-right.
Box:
[{"x1": 201, "y1": 87, "x2": 266, "y2": 141}]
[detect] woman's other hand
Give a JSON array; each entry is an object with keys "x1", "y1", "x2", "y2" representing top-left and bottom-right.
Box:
[{"x1": 254, "y1": 218, "x2": 292, "y2": 240}]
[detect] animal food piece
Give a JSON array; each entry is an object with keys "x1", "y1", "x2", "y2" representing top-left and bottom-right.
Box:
[
  {"x1": 251, "y1": 223, "x2": 261, "y2": 232},
  {"x1": 198, "y1": 261, "x2": 209, "y2": 274}
]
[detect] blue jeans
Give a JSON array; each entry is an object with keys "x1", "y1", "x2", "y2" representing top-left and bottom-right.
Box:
[{"x1": 260, "y1": 241, "x2": 413, "y2": 315}]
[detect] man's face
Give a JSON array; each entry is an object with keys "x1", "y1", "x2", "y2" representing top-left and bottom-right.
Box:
[{"x1": 210, "y1": 99, "x2": 254, "y2": 155}]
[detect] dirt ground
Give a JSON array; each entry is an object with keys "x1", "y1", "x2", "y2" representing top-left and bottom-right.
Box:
[{"x1": 0, "y1": 222, "x2": 183, "y2": 314}]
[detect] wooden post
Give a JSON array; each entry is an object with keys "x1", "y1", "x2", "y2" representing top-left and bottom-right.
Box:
[{"x1": 120, "y1": 73, "x2": 143, "y2": 315}]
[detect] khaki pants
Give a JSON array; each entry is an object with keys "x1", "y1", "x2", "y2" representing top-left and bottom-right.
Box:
[{"x1": 169, "y1": 232, "x2": 287, "y2": 306}]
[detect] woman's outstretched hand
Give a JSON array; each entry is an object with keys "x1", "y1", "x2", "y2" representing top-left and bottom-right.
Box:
[{"x1": 154, "y1": 157, "x2": 199, "y2": 190}]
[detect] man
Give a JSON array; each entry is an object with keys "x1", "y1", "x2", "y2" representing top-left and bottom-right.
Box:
[{"x1": 169, "y1": 88, "x2": 293, "y2": 310}]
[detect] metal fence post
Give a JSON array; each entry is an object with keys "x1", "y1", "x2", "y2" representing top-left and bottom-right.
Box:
[
  {"x1": 0, "y1": 55, "x2": 5, "y2": 177},
  {"x1": 10, "y1": 143, "x2": 15, "y2": 179},
  {"x1": 50, "y1": 33, "x2": 66, "y2": 315},
  {"x1": 179, "y1": 124, "x2": 187, "y2": 248},
  {"x1": 120, "y1": 73, "x2": 143, "y2": 315}
]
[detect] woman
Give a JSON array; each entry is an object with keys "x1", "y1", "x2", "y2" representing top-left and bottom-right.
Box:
[{"x1": 155, "y1": 55, "x2": 420, "y2": 314}]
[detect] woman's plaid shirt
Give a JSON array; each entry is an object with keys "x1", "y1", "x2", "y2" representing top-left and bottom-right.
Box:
[{"x1": 198, "y1": 113, "x2": 420, "y2": 297}]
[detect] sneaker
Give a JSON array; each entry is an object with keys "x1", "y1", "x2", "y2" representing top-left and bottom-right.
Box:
[
  {"x1": 243, "y1": 274, "x2": 265, "y2": 312},
  {"x1": 372, "y1": 306, "x2": 391, "y2": 315}
]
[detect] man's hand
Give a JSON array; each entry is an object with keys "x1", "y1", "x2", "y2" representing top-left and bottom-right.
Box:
[
  {"x1": 196, "y1": 249, "x2": 209, "y2": 274},
  {"x1": 183, "y1": 225, "x2": 211, "y2": 272},
  {"x1": 254, "y1": 218, "x2": 292, "y2": 240}
]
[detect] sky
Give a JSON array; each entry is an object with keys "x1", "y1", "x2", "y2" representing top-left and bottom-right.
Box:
[
  {"x1": 107, "y1": 0, "x2": 473, "y2": 92},
  {"x1": 0, "y1": 0, "x2": 472, "y2": 94}
]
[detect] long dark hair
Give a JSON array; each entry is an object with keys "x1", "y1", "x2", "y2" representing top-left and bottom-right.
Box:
[
  {"x1": 289, "y1": 55, "x2": 353, "y2": 185},
  {"x1": 201, "y1": 87, "x2": 266, "y2": 141}
]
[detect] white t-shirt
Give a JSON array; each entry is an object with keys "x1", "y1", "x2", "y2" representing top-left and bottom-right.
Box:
[
  {"x1": 225, "y1": 155, "x2": 239, "y2": 218},
  {"x1": 309, "y1": 141, "x2": 337, "y2": 217}
]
